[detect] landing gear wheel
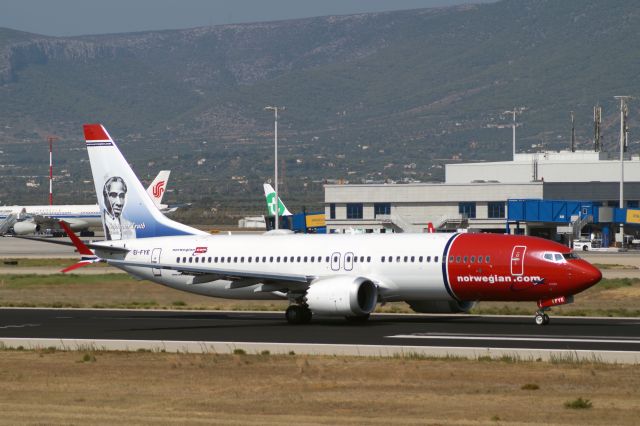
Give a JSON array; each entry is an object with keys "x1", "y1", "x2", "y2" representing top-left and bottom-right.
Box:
[
  {"x1": 285, "y1": 305, "x2": 312, "y2": 325},
  {"x1": 535, "y1": 313, "x2": 545, "y2": 326},
  {"x1": 345, "y1": 313, "x2": 371, "y2": 323},
  {"x1": 542, "y1": 313, "x2": 550, "y2": 325}
]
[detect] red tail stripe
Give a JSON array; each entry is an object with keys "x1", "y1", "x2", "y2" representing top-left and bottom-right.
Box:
[{"x1": 83, "y1": 124, "x2": 110, "y2": 141}]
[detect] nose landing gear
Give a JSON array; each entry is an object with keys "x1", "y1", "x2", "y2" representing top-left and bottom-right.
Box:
[{"x1": 534, "y1": 309, "x2": 550, "y2": 326}]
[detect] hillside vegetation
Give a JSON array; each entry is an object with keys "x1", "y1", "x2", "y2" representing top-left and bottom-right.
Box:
[{"x1": 1, "y1": 0, "x2": 639, "y2": 217}]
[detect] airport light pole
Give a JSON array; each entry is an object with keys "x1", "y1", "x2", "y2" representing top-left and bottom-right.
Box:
[
  {"x1": 503, "y1": 107, "x2": 526, "y2": 160},
  {"x1": 265, "y1": 106, "x2": 285, "y2": 230},
  {"x1": 615, "y1": 96, "x2": 632, "y2": 247}
]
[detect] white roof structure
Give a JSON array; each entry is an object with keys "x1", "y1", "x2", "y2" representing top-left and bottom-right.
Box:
[{"x1": 445, "y1": 150, "x2": 640, "y2": 184}]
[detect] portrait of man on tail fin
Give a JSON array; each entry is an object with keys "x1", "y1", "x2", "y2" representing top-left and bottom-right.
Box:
[{"x1": 102, "y1": 176, "x2": 136, "y2": 240}]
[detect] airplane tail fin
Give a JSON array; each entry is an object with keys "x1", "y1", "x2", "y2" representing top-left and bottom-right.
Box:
[
  {"x1": 146, "y1": 170, "x2": 170, "y2": 208},
  {"x1": 263, "y1": 183, "x2": 292, "y2": 217},
  {"x1": 83, "y1": 124, "x2": 207, "y2": 240}
]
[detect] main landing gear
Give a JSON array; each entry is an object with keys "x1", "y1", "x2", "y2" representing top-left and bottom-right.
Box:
[
  {"x1": 285, "y1": 304, "x2": 312, "y2": 324},
  {"x1": 534, "y1": 309, "x2": 550, "y2": 326}
]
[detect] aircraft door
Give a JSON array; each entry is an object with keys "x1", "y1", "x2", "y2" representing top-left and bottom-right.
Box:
[
  {"x1": 151, "y1": 248, "x2": 162, "y2": 277},
  {"x1": 511, "y1": 245, "x2": 526, "y2": 276},
  {"x1": 331, "y1": 252, "x2": 341, "y2": 271},
  {"x1": 344, "y1": 252, "x2": 354, "y2": 271}
]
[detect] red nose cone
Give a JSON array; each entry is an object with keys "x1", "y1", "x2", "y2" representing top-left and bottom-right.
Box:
[{"x1": 574, "y1": 260, "x2": 602, "y2": 293}]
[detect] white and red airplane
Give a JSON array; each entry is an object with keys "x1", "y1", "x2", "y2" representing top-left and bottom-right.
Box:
[
  {"x1": 56, "y1": 124, "x2": 602, "y2": 326},
  {"x1": 0, "y1": 170, "x2": 171, "y2": 235}
]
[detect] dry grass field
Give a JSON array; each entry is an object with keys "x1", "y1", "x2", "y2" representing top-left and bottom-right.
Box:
[{"x1": 0, "y1": 349, "x2": 638, "y2": 425}]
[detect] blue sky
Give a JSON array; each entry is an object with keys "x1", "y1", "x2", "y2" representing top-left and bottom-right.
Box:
[{"x1": 2, "y1": 0, "x2": 492, "y2": 36}]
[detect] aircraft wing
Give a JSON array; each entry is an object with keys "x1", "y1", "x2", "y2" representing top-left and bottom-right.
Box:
[
  {"x1": 107, "y1": 259, "x2": 315, "y2": 287},
  {"x1": 11, "y1": 234, "x2": 129, "y2": 253}
]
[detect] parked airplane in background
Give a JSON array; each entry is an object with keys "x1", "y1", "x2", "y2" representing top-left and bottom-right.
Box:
[
  {"x1": 0, "y1": 170, "x2": 171, "y2": 235},
  {"x1": 263, "y1": 183, "x2": 292, "y2": 217},
  {"x1": 52, "y1": 124, "x2": 601, "y2": 326}
]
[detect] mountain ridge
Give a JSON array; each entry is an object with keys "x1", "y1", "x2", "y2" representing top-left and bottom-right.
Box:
[{"x1": 0, "y1": 0, "x2": 639, "y2": 213}]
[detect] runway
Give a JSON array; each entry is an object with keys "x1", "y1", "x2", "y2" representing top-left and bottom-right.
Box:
[{"x1": 1, "y1": 309, "x2": 639, "y2": 362}]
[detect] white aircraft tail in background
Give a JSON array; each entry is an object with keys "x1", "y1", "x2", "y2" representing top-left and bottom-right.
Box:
[
  {"x1": 146, "y1": 170, "x2": 170, "y2": 209},
  {"x1": 84, "y1": 124, "x2": 206, "y2": 240},
  {"x1": 263, "y1": 183, "x2": 292, "y2": 217}
]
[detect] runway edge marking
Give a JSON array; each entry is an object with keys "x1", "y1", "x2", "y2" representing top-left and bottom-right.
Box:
[{"x1": 0, "y1": 338, "x2": 638, "y2": 364}]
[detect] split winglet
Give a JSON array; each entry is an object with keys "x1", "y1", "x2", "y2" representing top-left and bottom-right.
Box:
[
  {"x1": 59, "y1": 221, "x2": 100, "y2": 273},
  {"x1": 59, "y1": 221, "x2": 93, "y2": 255}
]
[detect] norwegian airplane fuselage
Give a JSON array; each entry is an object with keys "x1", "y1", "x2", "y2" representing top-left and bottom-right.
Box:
[{"x1": 103, "y1": 231, "x2": 600, "y2": 304}]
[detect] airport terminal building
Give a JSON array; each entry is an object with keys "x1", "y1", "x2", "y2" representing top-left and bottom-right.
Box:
[{"x1": 324, "y1": 150, "x2": 640, "y2": 238}]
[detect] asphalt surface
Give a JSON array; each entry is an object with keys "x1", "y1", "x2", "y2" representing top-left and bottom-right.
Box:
[{"x1": 1, "y1": 309, "x2": 639, "y2": 354}]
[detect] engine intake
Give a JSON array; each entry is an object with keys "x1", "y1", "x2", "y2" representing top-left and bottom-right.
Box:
[
  {"x1": 408, "y1": 300, "x2": 476, "y2": 314},
  {"x1": 12, "y1": 221, "x2": 39, "y2": 235},
  {"x1": 305, "y1": 276, "x2": 378, "y2": 316}
]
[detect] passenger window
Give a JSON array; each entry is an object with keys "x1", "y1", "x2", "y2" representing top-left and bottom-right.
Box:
[
  {"x1": 189, "y1": 257, "x2": 193, "y2": 263},
  {"x1": 470, "y1": 256, "x2": 475, "y2": 263},
  {"x1": 247, "y1": 257, "x2": 251, "y2": 263},
  {"x1": 449, "y1": 256, "x2": 454, "y2": 263},
  {"x1": 283, "y1": 257, "x2": 288, "y2": 263},
  {"x1": 381, "y1": 257, "x2": 385, "y2": 263},
  {"x1": 176, "y1": 257, "x2": 180, "y2": 263},
  {"x1": 182, "y1": 257, "x2": 186, "y2": 263},
  {"x1": 290, "y1": 256, "x2": 294, "y2": 262},
  {"x1": 463, "y1": 256, "x2": 468, "y2": 263},
  {"x1": 240, "y1": 257, "x2": 244, "y2": 263},
  {"x1": 208, "y1": 257, "x2": 212, "y2": 263},
  {"x1": 477, "y1": 256, "x2": 482, "y2": 264},
  {"x1": 456, "y1": 256, "x2": 461, "y2": 263},
  {"x1": 418, "y1": 256, "x2": 423, "y2": 262},
  {"x1": 263, "y1": 257, "x2": 267, "y2": 262},
  {"x1": 255, "y1": 257, "x2": 259, "y2": 263},
  {"x1": 276, "y1": 256, "x2": 281, "y2": 262},
  {"x1": 304, "y1": 256, "x2": 308, "y2": 262},
  {"x1": 396, "y1": 256, "x2": 401, "y2": 262},
  {"x1": 220, "y1": 257, "x2": 225, "y2": 263},
  {"x1": 353, "y1": 257, "x2": 357, "y2": 263},
  {"x1": 195, "y1": 257, "x2": 199, "y2": 263},
  {"x1": 311, "y1": 256, "x2": 315, "y2": 262},
  {"x1": 325, "y1": 256, "x2": 330, "y2": 262},
  {"x1": 227, "y1": 257, "x2": 231, "y2": 263},
  {"x1": 346, "y1": 256, "x2": 351, "y2": 262},
  {"x1": 435, "y1": 256, "x2": 439, "y2": 263},
  {"x1": 389, "y1": 257, "x2": 393, "y2": 263},
  {"x1": 485, "y1": 256, "x2": 490, "y2": 263},
  {"x1": 427, "y1": 256, "x2": 431, "y2": 263},
  {"x1": 367, "y1": 256, "x2": 371, "y2": 262},
  {"x1": 411, "y1": 256, "x2": 415, "y2": 262},
  {"x1": 333, "y1": 255, "x2": 339, "y2": 262}
]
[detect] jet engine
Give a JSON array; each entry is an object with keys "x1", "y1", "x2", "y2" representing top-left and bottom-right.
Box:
[
  {"x1": 408, "y1": 300, "x2": 476, "y2": 314},
  {"x1": 305, "y1": 276, "x2": 378, "y2": 316},
  {"x1": 12, "y1": 221, "x2": 39, "y2": 235}
]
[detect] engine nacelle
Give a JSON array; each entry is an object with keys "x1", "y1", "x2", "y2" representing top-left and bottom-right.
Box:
[
  {"x1": 408, "y1": 300, "x2": 476, "y2": 314},
  {"x1": 305, "y1": 276, "x2": 378, "y2": 316},
  {"x1": 12, "y1": 221, "x2": 39, "y2": 235}
]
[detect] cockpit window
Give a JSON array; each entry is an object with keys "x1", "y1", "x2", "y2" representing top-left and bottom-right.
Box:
[{"x1": 543, "y1": 252, "x2": 567, "y2": 263}]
